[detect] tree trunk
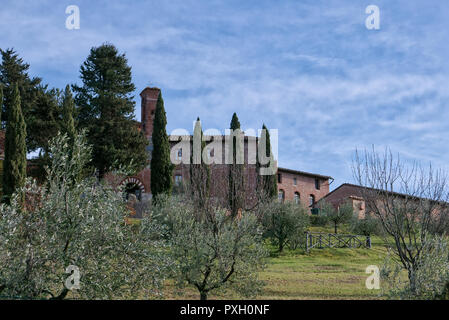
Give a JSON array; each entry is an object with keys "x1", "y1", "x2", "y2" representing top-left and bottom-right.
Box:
[
  {"x1": 279, "y1": 241, "x2": 284, "y2": 252},
  {"x1": 200, "y1": 291, "x2": 208, "y2": 300},
  {"x1": 334, "y1": 224, "x2": 338, "y2": 234}
]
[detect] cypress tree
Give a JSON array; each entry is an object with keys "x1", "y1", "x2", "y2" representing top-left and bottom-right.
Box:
[
  {"x1": 256, "y1": 124, "x2": 277, "y2": 200},
  {"x1": 150, "y1": 91, "x2": 173, "y2": 199},
  {"x1": 190, "y1": 117, "x2": 210, "y2": 209},
  {"x1": 61, "y1": 84, "x2": 76, "y2": 142},
  {"x1": 3, "y1": 84, "x2": 27, "y2": 203},
  {"x1": 228, "y1": 112, "x2": 244, "y2": 217},
  {"x1": 72, "y1": 44, "x2": 148, "y2": 177}
]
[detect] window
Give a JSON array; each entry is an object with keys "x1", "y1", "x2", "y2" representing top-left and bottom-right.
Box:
[
  {"x1": 278, "y1": 173, "x2": 282, "y2": 183},
  {"x1": 315, "y1": 178, "x2": 320, "y2": 190},
  {"x1": 278, "y1": 190, "x2": 285, "y2": 203},
  {"x1": 293, "y1": 177, "x2": 297, "y2": 186},
  {"x1": 309, "y1": 195, "x2": 315, "y2": 207},
  {"x1": 174, "y1": 174, "x2": 182, "y2": 186},
  {"x1": 175, "y1": 149, "x2": 182, "y2": 161},
  {"x1": 294, "y1": 192, "x2": 300, "y2": 204}
]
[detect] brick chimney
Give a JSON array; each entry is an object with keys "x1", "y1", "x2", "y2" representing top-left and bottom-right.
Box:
[{"x1": 140, "y1": 87, "x2": 160, "y2": 139}]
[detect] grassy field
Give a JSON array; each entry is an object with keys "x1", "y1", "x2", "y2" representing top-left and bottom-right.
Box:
[{"x1": 165, "y1": 226, "x2": 390, "y2": 300}]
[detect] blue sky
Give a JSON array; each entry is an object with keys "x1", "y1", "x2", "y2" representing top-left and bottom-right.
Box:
[{"x1": 1, "y1": 0, "x2": 449, "y2": 190}]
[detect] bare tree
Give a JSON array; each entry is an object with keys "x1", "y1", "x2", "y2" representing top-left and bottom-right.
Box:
[{"x1": 352, "y1": 147, "x2": 449, "y2": 293}]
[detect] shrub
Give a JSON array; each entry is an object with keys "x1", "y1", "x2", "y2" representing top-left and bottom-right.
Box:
[
  {"x1": 350, "y1": 213, "x2": 383, "y2": 236},
  {"x1": 310, "y1": 214, "x2": 329, "y2": 227}
]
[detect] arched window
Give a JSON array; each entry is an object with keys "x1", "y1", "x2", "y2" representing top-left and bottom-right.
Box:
[
  {"x1": 309, "y1": 194, "x2": 315, "y2": 207},
  {"x1": 294, "y1": 192, "x2": 300, "y2": 204},
  {"x1": 278, "y1": 189, "x2": 285, "y2": 203}
]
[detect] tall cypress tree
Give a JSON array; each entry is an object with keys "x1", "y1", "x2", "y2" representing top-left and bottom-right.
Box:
[
  {"x1": 190, "y1": 117, "x2": 210, "y2": 209},
  {"x1": 150, "y1": 91, "x2": 173, "y2": 199},
  {"x1": 256, "y1": 124, "x2": 277, "y2": 200},
  {"x1": 3, "y1": 84, "x2": 27, "y2": 203},
  {"x1": 61, "y1": 85, "x2": 76, "y2": 142},
  {"x1": 228, "y1": 112, "x2": 244, "y2": 217},
  {"x1": 72, "y1": 43, "x2": 148, "y2": 177}
]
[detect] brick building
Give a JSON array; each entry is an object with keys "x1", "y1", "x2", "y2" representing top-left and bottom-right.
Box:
[
  {"x1": 0, "y1": 87, "x2": 334, "y2": 209},
  {"x1": 118, "y1": 87, "x2": 333, "y2": 209},
  {"x1": 315, "y1": 183, "x2": 367, "y2": 218},
  {"x1": 277, "y1": 167, "x2": 332, "y2": 207}
]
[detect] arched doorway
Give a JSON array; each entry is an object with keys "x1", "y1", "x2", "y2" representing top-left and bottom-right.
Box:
[
  {"x1": 120, "y1": 177, "x2": 145, "y2": 201},
  {"x1": 125, "y1": 183, "x2": 142, "y2": 201}
]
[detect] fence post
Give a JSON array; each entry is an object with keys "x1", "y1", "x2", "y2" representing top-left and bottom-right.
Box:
[
  {"x1": 319, "y1": 234, "x2": 322, "y2": 249},
  {"x1": 305, "y1": 232, "x2": 309, "y2": 252}
]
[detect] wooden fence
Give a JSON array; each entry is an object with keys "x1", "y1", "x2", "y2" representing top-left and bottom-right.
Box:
[{"x1": 305, "y1": 232, "x2": 371, "y2": 252}]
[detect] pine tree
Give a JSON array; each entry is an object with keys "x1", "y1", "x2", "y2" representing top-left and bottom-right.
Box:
[
  {"x1": 0, "y1": 48, "x2": 51, "y2": 152},
  {"x1": 228, "y1": 112, "x2": 244, "y2": 217},
  {"x1": 256, "y1": 124, "x2": 277, "y2": 200},
  {"x1": 0, "y1": 84, "x2": 3, "y2": 125},
  {"x1": 3, "y1": 84, "x2": 27, "y2": 203},
  {"x1": 189, "y1": 117, "x2": 210, "y2": 209},
  {"x1": 150, "y1": 91, "x2": 173, "y2": 199},
  {"x1": 72, "y1": 44, "x2": 148, "y2": 177},
  {"x1": 61, "y1": 85, "x2": 76, "y2": 142}
]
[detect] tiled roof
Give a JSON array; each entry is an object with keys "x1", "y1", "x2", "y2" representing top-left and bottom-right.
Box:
[{"x1": 277, "y1": 167, "x2": 332, "y2": 180}]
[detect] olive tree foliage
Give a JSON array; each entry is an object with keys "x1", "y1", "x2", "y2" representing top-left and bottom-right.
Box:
[
  {"x1": 353, "y1": 147, "x2": 449, "y2": 295},
  {"x1": 0, "y1": 132, "x2": 170, "y2": 299},
  {"x1": 261, "y1": 201, "x2": 310, "y2": 252},
  {"x1": 154, "y1": 195, "x2": 267, "y2": 301},
  {"x1": 380, "y1": 235, "x2": 449, "y2": 300},
  {"x1": 317, "y1": 200, "x2": 353, "y2": 234},
  {"x1": 350, "y1": 213, "x2": 383, "y2": 236}
]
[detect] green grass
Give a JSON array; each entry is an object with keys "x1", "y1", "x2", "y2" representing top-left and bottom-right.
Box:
[{"x1": 164, "y1": 226, "x2": 390, "y2": 300}]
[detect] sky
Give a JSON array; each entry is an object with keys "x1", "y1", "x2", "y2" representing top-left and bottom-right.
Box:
[{"x1": 1, "y1": 0, "x2": 449, "y2": 190}]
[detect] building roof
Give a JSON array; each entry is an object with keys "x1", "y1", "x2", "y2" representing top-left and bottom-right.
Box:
[
  {"x1": 320, "y1": 182, "x2": 445, "y2": 204},
  {"x1": 277, "y1": 167, "x2": 332, "y2": 180}
]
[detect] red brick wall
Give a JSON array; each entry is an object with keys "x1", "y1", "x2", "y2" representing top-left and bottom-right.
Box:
[
  {"x1": 319, "y1": 184, "x2": 363, "y2": 207},
  {"x1": 317, "y1": 184, "x2": 366, "y2": 218},
  {"x1": 277, "y1": 169, "x2": 330, "y2": 206}
]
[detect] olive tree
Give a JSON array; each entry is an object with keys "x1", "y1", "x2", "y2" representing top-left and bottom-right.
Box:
[
  {"x1": 261, "y1": 201, "x2": 310, "y2": 252},
  {"x1": 156, "y1": 196, "x2": 267, "y2": 300},
  {"x1": 350, "y1": 213, "x2": 382, "y2": 236},
  {"x1": 381, "y1": 235, "x2": 449, "y2": 299},
  {"x1": 0, "y1": 132, "x2": 170, "y2": 299},
  {"x1": 318, "y1": 200, "x2": 353, "y2": 234},
  {"x1": 353, "y1": 147, "x2": 449, "y2": 295}
]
